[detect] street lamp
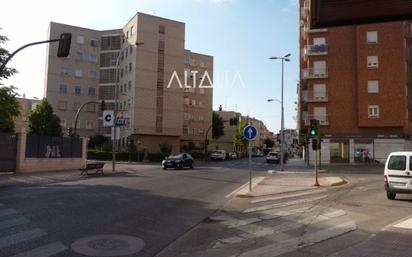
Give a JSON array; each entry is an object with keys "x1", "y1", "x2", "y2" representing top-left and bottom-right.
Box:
[
  {"x1": 112, "y1": 41, "x2": 144, "y2": 172},
  {"x1": 269, "y1": 53, "x2": 290, "y2": 171}
]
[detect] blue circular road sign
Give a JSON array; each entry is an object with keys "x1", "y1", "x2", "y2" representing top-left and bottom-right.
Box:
[{"x1": 243, "y1": 125, "x2": 258, "y2": 140}]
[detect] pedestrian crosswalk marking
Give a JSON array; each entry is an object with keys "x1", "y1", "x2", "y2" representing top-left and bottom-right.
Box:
[
  {"x1": 243, "y1": 195, "x2": 328, "y2": 213},
  {"x1": 9, "y1": 242, "x2": 68, "y2": 257},
  {"x1": 0, "y1": 217, "x2": 29, "y2": 230},
  {"x1": 215, "y1": 209, "x2": 348, "y2": 248},
  {"x1": 238, "y1": 221, "x2": 356, "y2": 257},
  {"x1": 0, "y1": 228, "x2": 47, "y2": 249},
  {"x1": 251, "y1": 188, "x2": 328, "y2": 204}
]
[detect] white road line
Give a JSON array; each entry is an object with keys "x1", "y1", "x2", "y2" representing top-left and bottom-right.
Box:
[
  {"x1": 9, "y1": 242, "x2": 68, "y2": 257},
  {"x1": 239, "y1": 221, "x2": 357, "y2": 257},
  {"x1": 393, "y1": 217, "x2": 412, "y2": 229},
  {"x1": 243, "y1": 195, "x2": 328, "y2": 213},
  {"x1": 216, "y1": 209, "x2": 347, "y2": 247},
  {"x1": 0, "y1": 217, "x2": 29, "y2": 230},
  {"x1": 0, "y1": 208, "x2": 17, "y2": 217},
  {"x1": 252, "y1": 189, "x2": 328, "y2": 204},
  {"x1": 0, "y1": 228, "x2": 47, "y2": 249}
]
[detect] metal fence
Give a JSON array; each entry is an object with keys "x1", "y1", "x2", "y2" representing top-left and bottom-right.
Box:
[
  {"x1": 0, "y1": 133, "x2": 17, "y2": 172},
  {"x1": 26, "y1": 134, "x2": 82, "y2": 158}
]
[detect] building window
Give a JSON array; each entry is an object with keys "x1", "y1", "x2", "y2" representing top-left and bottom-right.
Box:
[
  {"x1": 57, "y1": 101, "x2": 67, "y2": 110},
  {"x1": 199, "y1": 88, "x2": 205, "y2": 95},
  {"x1": 367, "y1": 80, "x2": 379, "y2": 93},
  {"x1": 60, "y1": 119, "x2": 66, "y2": 128},
  {"x1": 76, "y1": 35, "x2": 85, "y2": 44},
  {"x1": 184, "y1": 55, "x2": 190, "y2": 64},
  {"x1": 59, "y1": 67, "x2": 69, "y2": 76},
  {"x1": 367, "y1": 31, "x2": 378, "y2": 44},
  {"x1": 184, "y1": 97, "x2": 190, "y2": 105},
  {"x1": 89, "y1": 70, "x2": 97, "y2": 80},
  {"x1": 129, "y1": 45, "x2": 133, "y2": 54},
  {"x1": 128, "y1": 81, "x2": 132, "y2": 91},
  {"x1": 86, "y1": 120, "x2": 95, "y2": 129},
  {"x1": 129, "y1": 63, "x2": 132, "y2": 72},
  {"x1": 89, "y1": 54, "x2": 97, "y2": 63},
  {"x1": 183, "y1": 126, "x2": 188, "y2": 135},
  {"x1": 59, "y1": 84, "x2": 67, "y2": 94},
  {"x1": 198, "y1": 129, "x2": 205, "y2": 136},
  {"x1": 368, "y1": 105, "x2": 380, "y2": 118},
  {"x1": 199, "y1": 115, "x2": 204, "y2": 122},
  {"x1": 75, "y1": 69, "x2": 83, "y2": 77},
  {"x1": 75, "y1": 86, "x2": 81, "y2": 95},
  {"x1": 199, "y1": 101, "x2": 204, "y2": 108},
  {"x1": 90, "y1": 38, "x2": 98, "y2": 47},
  {"x1": 367, "y1": 56, "x2": 378, "y2": 69},
  {"x1": 130, "y1": 26, "x2": 135, "y2": 36},
  {"x1": 76, "y1": 51, "x2": 83, "y2": 61},
  {"x1": 159, "y1": 25, "x2": 165, "y2": 34},
  {"x1": 86, "y1": 103, "x2": 96, "y2": 113},
  {"x1": 88, "y1": 87, "x2": 96, "y2": 96}
]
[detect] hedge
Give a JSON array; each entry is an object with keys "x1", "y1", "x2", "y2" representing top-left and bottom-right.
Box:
[{"x1": 87, "y1": 150, "x2": 144, "y2": 161}]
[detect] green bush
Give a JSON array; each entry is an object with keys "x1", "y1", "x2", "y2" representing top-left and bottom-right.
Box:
[{"x1": 88, "y1": 150, "x2": 144, "y2": 161}]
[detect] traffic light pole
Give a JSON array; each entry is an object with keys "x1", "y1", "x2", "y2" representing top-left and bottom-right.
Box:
[{"x1": 0, "y1": 38, "x2": 62, "y2": 74}]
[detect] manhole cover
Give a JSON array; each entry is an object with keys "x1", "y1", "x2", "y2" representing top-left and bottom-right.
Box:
[{"x1": 71, "y1": 234, "x2": 145, "y2": 256}]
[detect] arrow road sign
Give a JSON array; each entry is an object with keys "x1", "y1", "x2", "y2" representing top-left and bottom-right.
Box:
[{"x1": 243, "y1": 125, "x2": 258, "y2": 141}]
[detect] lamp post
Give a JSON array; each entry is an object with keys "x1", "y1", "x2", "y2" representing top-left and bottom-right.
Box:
[
  {"x1": 112, "y1": 41, "x2": 144, "y2": 172},
  {"x1": 269, "y1": 53, "x2": 291, "y2": 171}
]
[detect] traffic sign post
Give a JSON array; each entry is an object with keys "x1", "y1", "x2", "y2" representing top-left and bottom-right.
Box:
[{"x1": 243, "y1": 125, "x2": 258, "y2": 192}]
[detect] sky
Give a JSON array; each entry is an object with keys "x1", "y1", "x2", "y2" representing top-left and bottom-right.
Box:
[{"x1": 1, "y1": 0, "x2": 299, "y2": 134}]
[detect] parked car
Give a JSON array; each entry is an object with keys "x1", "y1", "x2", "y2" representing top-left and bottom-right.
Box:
[
  {"x1": 228, "y1": 151, "x2": 237, "y2": 160},
  {"x1": 384, "y1": 152, "x2": 412, "y2": 200},
  {"x1": 162, "y1": 153, "x2": 194, "y2": 170},
  {"x1": 266, "y1": 152, "x2": 280, "y2": 163},
  {"x1": 210, "y1": 150, "x2": 226, "y2": 161}
]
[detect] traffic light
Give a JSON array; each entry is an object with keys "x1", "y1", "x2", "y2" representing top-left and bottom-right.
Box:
[
  {"x1": 100, "y1": 100, "x2": 106, "y2": 111},
  {"x1": 57, "y1": 33, "x2": 72, "y2": 58},
  {"x1": 312, "y1": 138, "x2": 319, "y2": 150},
  {"x1": 67, "y1": 127, "x2": 72, "y2": 137},
  {"x1": 309, "y1": 119, "x2": 319, "y2": 137}
]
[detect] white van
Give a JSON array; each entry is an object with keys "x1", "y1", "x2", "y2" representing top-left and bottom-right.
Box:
[{"x1": 384, "y1": 152, "x2": 412, "y2": 200}]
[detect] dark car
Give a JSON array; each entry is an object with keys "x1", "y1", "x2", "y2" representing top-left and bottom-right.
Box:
[{"x1": 162, "y1": 153, "x2": 194, "y2": 170}]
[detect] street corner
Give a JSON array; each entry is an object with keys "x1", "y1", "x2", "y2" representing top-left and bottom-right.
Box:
[
  {"x1": 230, "y1": 176, "x2": 266, "y2": 198},
  {"x1": 319, "y1": 176, "x2": 348, "y2": 187}
]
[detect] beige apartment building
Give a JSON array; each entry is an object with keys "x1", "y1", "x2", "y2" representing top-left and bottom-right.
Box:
[
  {"x1": 14, "y1": 97, "x2": 40, "y2": 133},
  {"x1": 299, "y1": 0, "x2": 412, "y2": 164},
  {"x1": 45, "y1": 13, "x2": 213, "y2": 154}
]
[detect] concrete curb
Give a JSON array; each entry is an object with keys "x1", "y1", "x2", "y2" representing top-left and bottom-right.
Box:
[
  {"x1": 227, "y1": 176, "x2": 265, "y2": 198},
  {"x1": 320, "y1": 176, "x2": 347, "y2": 187}
]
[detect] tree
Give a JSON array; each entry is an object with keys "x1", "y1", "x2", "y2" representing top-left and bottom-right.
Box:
[
  {"x1": 0, "y1": 86, "x2": 20, "y2": 132},
  {"x1": 212, "y1": 111, "x2": 225, "y2": 140},
  {"x1": 27, "y1": 98, "x2": 62, "y2": 136},
  {"x1": 89, "y1": 134, "x2": 108, "y2": 149},
  {"x1": 233, "y1": 120, "x2": 248, "y2": 152},
  {"x1": 0, "y1": 30, "x2": 17, "y2": 80},
  {"x1": 264, "y1": 138, "x2": 275, "y2": 148}
]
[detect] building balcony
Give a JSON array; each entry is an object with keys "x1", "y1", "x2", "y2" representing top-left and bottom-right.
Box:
[
  {"x1": 303, "y1": 115, "x2": 329, "y2": 126},
  {"x1": 301, "y1": 90, "x2": 328, "y2": 102},
  {"x1": 302, "y1": 68, "x2": 328, "y2": 79},
  {"x1": 304, "y1": 44, "x2": 328, "y2": 56}
]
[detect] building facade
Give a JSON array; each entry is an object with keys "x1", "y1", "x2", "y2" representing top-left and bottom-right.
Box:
[
  {"x1": 45, "y1": 13, "x2": 213, "y2": 154},
  {"x1": 299, "y1": 0, "x2": 412, "y2": 164},
  {"x1": 14, "y1": 97, "x2": 40, "y2": 133}
]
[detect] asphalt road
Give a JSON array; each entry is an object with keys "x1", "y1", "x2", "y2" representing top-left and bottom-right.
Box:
[{"x1": 0, "y1": 158, "x2": 268, "y2": 257}]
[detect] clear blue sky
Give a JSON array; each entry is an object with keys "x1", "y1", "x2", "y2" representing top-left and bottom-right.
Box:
[{"x1": 1, "y1": 0, "x2": 299, "y2": 133}]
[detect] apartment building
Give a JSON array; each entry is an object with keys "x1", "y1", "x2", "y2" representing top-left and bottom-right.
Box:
[
  {"x1": 45, "y1": 13, "x2": 213, "y2": 154},
  {"x1": 14, "y1": 97, "x2": 40, "y2": 133},
  {"x1": 299, "y1": 0, "x2": 412, "y2": 164}
]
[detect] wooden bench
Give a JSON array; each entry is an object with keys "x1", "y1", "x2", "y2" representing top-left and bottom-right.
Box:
[{"x1": 80, "y1": 162, "x2": 105, "y2": 176}]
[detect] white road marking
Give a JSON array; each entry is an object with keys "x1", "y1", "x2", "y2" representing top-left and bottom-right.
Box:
[
  {"x1": 0, "y1": 217, "x2": 29, "y2": 230},
  {"x1": 393, "y1": 217, "x2": 412, "y2": 229},
  {"x1": 0, "y1": 208, "x2": 17, "y2": 217},
  {"x1": 251, "y1": 189, "x2": 328, "y2": 204},
  {"x1": 238, "y1": 221, "x2": 356, "y2": 257},
  {"x1": 243, "y1": 195, "x2": 328, "y2": 213},
  {"x1": 216, "y1": 209, "x2": 347, "y2": 247},
  {"x1": 9, "y1": 242, "x2": 68, "y2": 257},
  {"x1": 0, "y1": 228, "x2": 47, "y2": 249}
]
